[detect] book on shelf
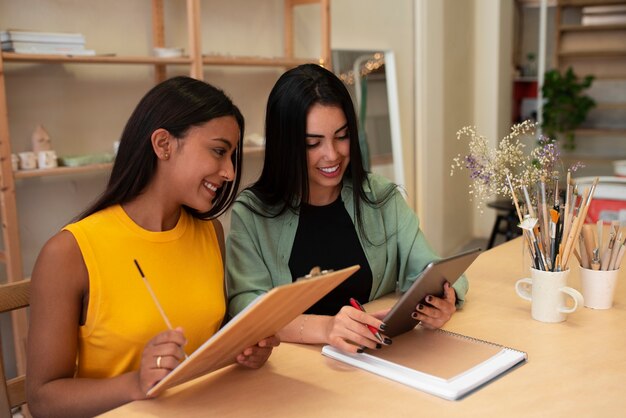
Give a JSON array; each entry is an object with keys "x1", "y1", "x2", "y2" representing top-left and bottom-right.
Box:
[
  {"x1": 1, "y1": 29, "x2": 94, "y2": 56},
  {"x1": 4, "y1": 47, "x2": 96, "y2": 56},
  {"x1": 2, "y1": 41, "x2": 95, "y2": 56},
  {"x1": 0, "y1": 29, "x2": 85, "y2": 44},
  {"x1": 2, "y1": 40, "x2": 85, "y2": 50},
  {"x1": 322, "y1": 326, "x2": 527, "y2": 401}
]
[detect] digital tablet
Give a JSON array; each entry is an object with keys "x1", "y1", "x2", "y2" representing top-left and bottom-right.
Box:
[{"x1": 383, "y1": 248, "x2": 481, "y2": 338}]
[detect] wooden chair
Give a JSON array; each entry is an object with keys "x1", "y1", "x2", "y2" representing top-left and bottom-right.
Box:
[{"x1": 0, "y1": 280, "x2": 30, "y2": 416}]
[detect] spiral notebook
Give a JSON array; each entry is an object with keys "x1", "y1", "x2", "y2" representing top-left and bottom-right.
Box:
[{"x1": 322, "y1": 326, "x2": 527, "y2": 400}]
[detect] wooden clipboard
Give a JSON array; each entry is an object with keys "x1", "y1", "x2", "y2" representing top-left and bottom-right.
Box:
[{"x1": 148, "y1": 264, "x2": 360, "y2": 396}]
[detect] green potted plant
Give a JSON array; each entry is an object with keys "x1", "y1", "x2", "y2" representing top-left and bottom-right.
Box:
[{"x1": 541, "y1": 67, "x2": 595, "y2": 150}]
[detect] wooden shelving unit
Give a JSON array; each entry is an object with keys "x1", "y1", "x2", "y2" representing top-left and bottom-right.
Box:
[
  {"x1": 0, "y1": 0, "x2": 330, "y2": 376},
  {"x1": 554, "y1": 0, "x2": 626, "y2": 171},
  {"x1": 574, "y1": 127, "x2": 626, "y2": 136},
  {"x1": 12, "y1": 163, "x2": 114, "y2": 180},
  {"x1": 556, "y1": 0, "x2": 626, "y2": 78},
  {"x1": 10, "y1": 147, "x2": 265, "y2": 180},
  {"x1": 1, "y1": 52, "x2": 193, "y2": 65}
]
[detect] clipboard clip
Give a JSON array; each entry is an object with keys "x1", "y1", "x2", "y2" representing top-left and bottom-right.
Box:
[{"x1": 298, "y1": 266, "x2": 334, "y2": 281}]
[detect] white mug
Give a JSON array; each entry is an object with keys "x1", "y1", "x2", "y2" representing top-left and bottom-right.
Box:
[
  {"x1": 580, "y1": 267, "x2": 619, "y2": 310},
  {"x1": 515, "y1": 268, "x2": 584, "y2": 323},
  {"x1": 37, "y1": 150, "x2": 58, "y2": 169},
  {"x1": 18, "y1": 151, "x2": 37, "y2": 170}
]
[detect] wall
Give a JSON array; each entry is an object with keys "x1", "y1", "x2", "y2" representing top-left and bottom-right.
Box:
[
  {"x1": 415, "y1": 0, "x2": 513, "y2": 255},
  {"x1": 329, "y1": 0, "x2": 415, "y2": 207},
  {"x1": 472, "y1": 0, "x2": 514, "y2": 240}
]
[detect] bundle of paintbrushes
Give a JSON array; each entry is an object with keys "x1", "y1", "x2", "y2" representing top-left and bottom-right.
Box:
[
  {"x1": 506, "y1": 173, "x2": 600, "y2": 272},
  {"x1": 578, "y1": 221, "x2": 625, "y2": 271}
]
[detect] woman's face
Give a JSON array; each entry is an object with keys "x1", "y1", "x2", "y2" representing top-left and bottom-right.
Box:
[
  {"x1": 168, "y1": 116, "x2": 239, "y2": 213},
  {"x1": 305, "y1": 104, "x2": 350, "y2": 206}
]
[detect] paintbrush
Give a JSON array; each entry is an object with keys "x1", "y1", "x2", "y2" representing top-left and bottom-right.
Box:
[
  {"x1": 563, "y1": 178, "x2": 598, "y2": 268},
  {"x1": 519, "y1": 216, "x2": 546, "y2": 270},
  {"x1": 540, "y1": 176, "x2": 550, "y2": 255},
  {"x1": 507, "y1": 174, "x2": 537, "y2": 268},
  {"x1": 549, "y1": 208, "x2": 559, "y2": 271}
]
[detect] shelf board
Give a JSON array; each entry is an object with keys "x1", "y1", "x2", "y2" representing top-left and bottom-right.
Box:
[
  {"x1": 12, "y1": 146, "x2": 265, "y2": 179},
  {"x1": 202, "y1": 55, "x2": 320, "y2": 67},
  {"x1": 559, "y1": 23, "x2": 626, "y2": 32},
  {"x1": 2, "y1": 52, "x2": 192, "y2": 65},
  {"x1": 559, "y1": 50, "x2": 626, "y2": 58},
  {"x1": 514, "y1": 77, "x2": 538, "y2": 82},
  {"x1": 561, "y1": 154, "x2": 626, "y2": 162},
  {"x1": 575, "y1": 128, "x2": 626, "y2": 136},
  {"x1": 371, "y1": 153, "x2": 393, "y2": 166},
  {"x1": 558, "y1": 0, "x2": 626, "y2": 6},
  {"x1": 595, "y1": 102, "x2": 626, "y2": 109},
  {"x1": 242, "y1": 145, "x2": 265, "y2": 155},
  {"x1": 13, "y1": 163, "x2": 113, "y2": 179},
  {"x1": 1, "y1": 52, "x2": 323, "y2": 68}
]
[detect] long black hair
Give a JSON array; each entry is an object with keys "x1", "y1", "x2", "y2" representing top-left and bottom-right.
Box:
[
  {"x1": 244, "y1": 64, "x2": 395, "y2": 241},
  {"x1": 78, "y1": 76, "x2": 244, "y2": 221}
]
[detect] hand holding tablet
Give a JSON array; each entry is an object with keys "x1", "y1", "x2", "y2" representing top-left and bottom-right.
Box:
[{"x1": 382, "y1": 248, "x2": 481, "y2": 338}]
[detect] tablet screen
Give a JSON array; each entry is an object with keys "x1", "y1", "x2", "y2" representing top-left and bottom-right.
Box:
[{"x1": 382, "y1": 248, "x2": 481, "y2": 338}]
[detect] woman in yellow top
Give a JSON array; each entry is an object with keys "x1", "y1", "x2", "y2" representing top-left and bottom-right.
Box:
[{"x1": 26, "y1": 76, "x2": 279, "y2": 417}]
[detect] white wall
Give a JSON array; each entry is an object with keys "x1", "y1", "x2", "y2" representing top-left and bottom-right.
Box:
[
  {"x1": 472, "y1": 0, "x2": 514, "y2": 240},
  {"x1": 330, "y1": 0, "x2": 415, "y2": 208},
  {"x1": 414, "y1": 0, "x2": 514, "y2": 255}
]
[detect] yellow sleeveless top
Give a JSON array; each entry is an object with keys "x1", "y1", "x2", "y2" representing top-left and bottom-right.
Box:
[{"x1": 64, "y1": 205, "x2": 225, "y2": 378}]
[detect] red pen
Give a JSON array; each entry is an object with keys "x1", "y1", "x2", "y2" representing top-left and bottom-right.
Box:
[{"x1": 349, "y1": 297, "x2": 384, "y2": 343}]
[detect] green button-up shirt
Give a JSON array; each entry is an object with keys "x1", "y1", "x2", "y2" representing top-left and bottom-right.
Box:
[{"x1": 226, "y1": 173, "x2": 468, "y2": 317}]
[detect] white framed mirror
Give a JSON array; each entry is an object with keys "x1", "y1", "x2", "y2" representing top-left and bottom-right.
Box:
[{"x1": 331, "y1": 49, "x2": 405, "y2": 188}]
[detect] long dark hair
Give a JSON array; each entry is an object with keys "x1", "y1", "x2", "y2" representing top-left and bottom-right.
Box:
[
  {"x1": 78, "y1": 76, "x2": 244, "y2": 221},
  {"x1": 244, "y1": 64, "x2": 395, "y2": 240}
]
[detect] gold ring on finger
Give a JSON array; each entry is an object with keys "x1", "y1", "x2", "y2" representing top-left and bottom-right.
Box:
[{"x1": 156, "y1": 355, "x2": 162, "y2": 369}]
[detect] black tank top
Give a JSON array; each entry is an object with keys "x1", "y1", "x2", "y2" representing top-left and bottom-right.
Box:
[{"x1": 289, "y1": 196, "x2": 373, "y2": 315}]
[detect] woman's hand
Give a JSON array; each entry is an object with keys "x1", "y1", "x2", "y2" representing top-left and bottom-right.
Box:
[
  {"x1": 236, "y1": 336, "x2": 281, "y2": 369},
  {"x1": 137, "y1": 327, "x2": 187, "y2": 398},
  {"x1": 412, "y1": 282, "x2": 457, "y2": 329},
  {"x1": 324, "y1": 306, "x2": 390, "y2": 353}
]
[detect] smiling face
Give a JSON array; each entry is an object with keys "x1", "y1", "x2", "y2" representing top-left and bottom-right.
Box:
[
  {"x1": 305, "y1": 104, "x2": 351, "y2": 206},
  {"x1": 168, "y1": 116, "x2": 240, "y2": 213}
]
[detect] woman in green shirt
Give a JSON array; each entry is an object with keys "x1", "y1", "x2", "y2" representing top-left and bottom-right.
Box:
[{"x1": 227, "y1": 64, "x2": 468, "y2": 353}]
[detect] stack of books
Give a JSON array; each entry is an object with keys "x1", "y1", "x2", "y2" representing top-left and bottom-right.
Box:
[{"x1": 1, "y1": 29, "x2": 96, "y2": 56}]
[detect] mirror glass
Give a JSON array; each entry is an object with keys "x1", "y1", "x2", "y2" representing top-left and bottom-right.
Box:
[{"x1": 331, "y1": 49, "x2": 405, "y2": 188}]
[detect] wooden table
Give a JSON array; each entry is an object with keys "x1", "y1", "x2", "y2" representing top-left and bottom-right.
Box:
[{"x1": 101, "y1": 238, "x2": 626, "y2": 417}]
